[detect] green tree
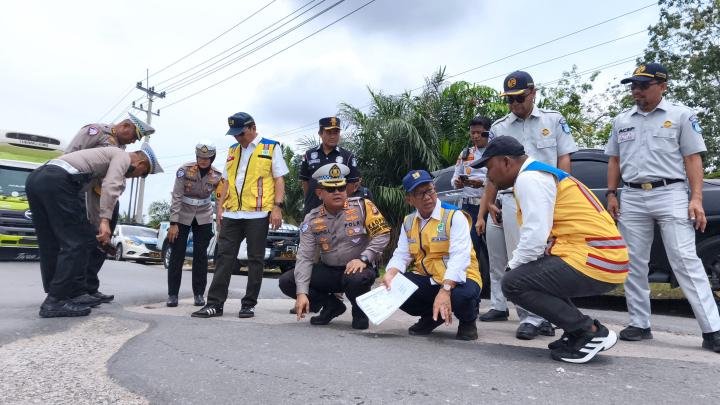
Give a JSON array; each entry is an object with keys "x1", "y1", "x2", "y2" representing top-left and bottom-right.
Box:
[
  {"x1": 282, "y1": 145, "x2": 304, "y2": 225},
  {"x1": 147, "y1": 200, "x2": 170, "y2": 229},
  {"x1": 644, "y1": 0, "x2": 720, "y2": 168}
]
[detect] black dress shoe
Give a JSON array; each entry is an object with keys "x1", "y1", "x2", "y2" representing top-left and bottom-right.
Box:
[
  {"x1": 619, "y1": 326, "x2": 652, "y2": 341},
  {"x1": 408, "y1": 316, "x2": 445, "y2": 336},
  {"x1": 90, "y1": 291, "x2": 114, "y2": 303},
  {"x1": 516, "y1": 323, "x2": 539, "y2": 340},
  {"x1": 166, "y1": 295, "x2": 178, "y2": 307},
  {"x1": 70, "y1": 293, "x2": 103, "y2": 308},
  {"x1": 194, "y1": 295, "x2": 205, "y2": 306},
  {"x1": 351, "y1": 306, "x2": 369, "y2": 330},
  {"x1": 538, "y1": 321, "x2": 556, "y2": 337},
  {"x1": 479, "y1": 309, "x2": 509, "y2": 322},
  {"x1": 191, "y1": 304, "x2": 223, "y2": 318},
  {"x1": 310, "y1": 297, "x2": 346, "y2": 325},
  {"x1": 238, "y1": 306, "x2": 255, "y2": 318},
  {"x1": 39, "y1": 296, "x2": 91, "y2": 318},
  {"x1": 456, "y1": 320, "x2": 478, "y2": 341},
  {"x1": 702, "y1": 331, "x2": 720, "y2": 353}
]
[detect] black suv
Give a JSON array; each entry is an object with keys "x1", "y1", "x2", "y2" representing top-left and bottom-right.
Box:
[{"x1": 434, "y1": 149, "x2": 720, "y2": 294}]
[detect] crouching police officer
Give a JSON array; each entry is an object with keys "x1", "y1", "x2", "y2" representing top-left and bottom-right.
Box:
[
  {"x1": 27, "y1": 144, "x2": 163, "y2": 317},
  {"x1": 383, "y1": 170, "x2": 482, "y2": 341},
  {"x1": 166, "y1": 141, "x2": 222, "y2": 307},
  {"x1": 279, "y1": 163, "x2": 390, "y2": 330}
]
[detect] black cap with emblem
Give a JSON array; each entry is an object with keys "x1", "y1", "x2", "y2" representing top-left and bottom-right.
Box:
[
  {"x1": 319, "y1": 117, "x2": 341, "y2": 131},
  {"x1": 500, "y1": 71, "x2": 534, "y2": 96},
  {"x1": 620, "y1": 63, "x2": 668, "y2": 84},
  {"x1": 226, "y1": 112, "x2": 255, "y2": 136}
]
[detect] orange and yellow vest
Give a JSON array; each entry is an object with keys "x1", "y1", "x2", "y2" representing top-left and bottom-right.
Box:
[
  {"x1": 222, "y1": 138, "x2": 279, "y2": 212},
  {"x1": 402, "y1": 203, "x2": 482, "y2": 287},
  {"x1": 516, "y1": 161, "x2": 629, "y2": 284}
]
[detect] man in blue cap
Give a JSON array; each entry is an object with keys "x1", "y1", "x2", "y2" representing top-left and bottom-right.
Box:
[
  {"x1": 606, "y1": 63, "x2": 720, "y2": 352},
  {"x1": 193, "y1": 112, "x2": 289, "y2": 319},
  {"x1": 382, "y1": 170, "x2": 482, "y2": 340},
  {"x1": 476, "y1": 70, "x2": 578, "y2": 340},
  {"x1": 27, "y1": 145, "x2": 163, "y2": 317}
]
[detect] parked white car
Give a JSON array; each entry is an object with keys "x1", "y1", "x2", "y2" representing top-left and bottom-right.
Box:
[{"x1": 111, "y1": 224, "x2": 162, "y2": 263}]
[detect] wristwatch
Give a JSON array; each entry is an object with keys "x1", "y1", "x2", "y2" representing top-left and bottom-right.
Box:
[
  {"x1": 274, "y1": 201, "x2": 285, "y2": 209},
  {"x1": 360, "y1": 255, "x2": 372, "y2": 267},
  {"x1": 605, "y1": 189, "x2": 617, "y2": 197},
  {"x1": 442, "y1": 283, "x2": 453, "y2": 292}
]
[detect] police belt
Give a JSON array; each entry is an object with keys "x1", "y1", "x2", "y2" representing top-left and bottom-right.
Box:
[
  {"x1": 626, "y1": 178, "x2": 684, "y2": 190},
  {"x1": 461, "y1": 197, "x2": 482, "y2": 205},
  {"x1": 181, "y1": 196, "x2": 212, "y2": 206},
  {"x1": 47, "y1": 159, "x2": 80, "y2": 175}
]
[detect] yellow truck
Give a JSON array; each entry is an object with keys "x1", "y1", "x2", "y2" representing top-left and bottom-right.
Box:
[{"x1": 0, "y1": 130, "x2": 65, "y2": 260}]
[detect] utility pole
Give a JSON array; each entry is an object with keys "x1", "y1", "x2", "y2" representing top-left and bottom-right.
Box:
[{"x1": 131, "y1": 69, "x2": 165, "y2": 224}]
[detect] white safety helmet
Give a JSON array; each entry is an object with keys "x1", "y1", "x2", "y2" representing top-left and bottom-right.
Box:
[{"x1": 195, "y1": 140, "x2": 216, "y2": 158}]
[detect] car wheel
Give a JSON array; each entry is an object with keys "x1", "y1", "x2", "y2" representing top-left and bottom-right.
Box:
[
  {"x1": 697, "y1": 237, "x2": 720, "y2": 292},
  {"x1": 115, "y1": 244, "x2": 124, "y2": 261},
  {"x1": 163, "y1": 242, "x2": 172, "y2": 270}
]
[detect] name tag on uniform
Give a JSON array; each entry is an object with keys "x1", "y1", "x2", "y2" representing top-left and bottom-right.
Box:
[{"x1": 617, "y1": 131, "x2": 636, "y2": 143}]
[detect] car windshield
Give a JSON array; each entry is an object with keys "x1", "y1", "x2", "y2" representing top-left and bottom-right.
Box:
[
  {"x1": 123, "y1": 226, "x2": 157, "y2": 238},
  {"x1": 0, "y1": 166, "x2": 32, "y2": 197}
]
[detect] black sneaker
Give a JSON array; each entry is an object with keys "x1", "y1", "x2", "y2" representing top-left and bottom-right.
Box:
[
  {"x1": 194, "y1": 295, "x2": 205, "y2": 306},
  {"x1": 39, "y1": 296, "x2": 91, "y2": 318},
  {"x1": 538, "y1": 321, "x2": 556, "y2": 337},
  {"x1": 166, "y1": 295, "x2": 178, "y2": 307},
  {"x1": 619, "y1": 325, "x2": 653, "y2": 341},
  {"x1": 238, "y1": 306, "x2": 255, "y2": 318},
  {"x1": 479, "y1": 309, "x2": 509, "y2": 322},
  {"x1": 456, "y1": 320, "x2": 478, "y2": 341},
  {"x1": 551, "y1": 320, "x2": 618, "y2": 364},
  {"x1": 516, "y1": 322, "x2": 539, "y2": 340},
  {"x1": 90, "y1": 291, "x2": 114, "y2": 303},
  {"x1": 191, "y1": 304, "x2": 223, "y2": 318},
  {"x1": 408, "y1": 316, "x2": 445, "y2": 336},
  {"x1": 351, "y1": 306, "x2": 369, "y2": 330},
  {"x1": 70, "y1": 293, "x2": 103, "y2": 308},
  {"x1": 548, "y1": 330, "x2": 574, "y2": 350},
  {"x1": 702, "y1": 331, "x2": 720, "y2": 353},
  {"x1": 310, "y1": 297, "x2": 346, "y2": 325}
]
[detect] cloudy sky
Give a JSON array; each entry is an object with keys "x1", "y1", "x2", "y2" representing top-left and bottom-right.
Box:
[{"x1": 0, "y1": 0, "x2": 659, "y2": 219}]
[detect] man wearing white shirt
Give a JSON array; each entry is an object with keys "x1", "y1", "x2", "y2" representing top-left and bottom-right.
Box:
[
  {"x1": 192, "y1": 112, "x2": 289, "y2": 319},
  {"x1": 382, "y1": 170, "x2": 482, "y2": 341},
  {"x1": 472, "y1": 136, "x2": 627, "y2": 363}
]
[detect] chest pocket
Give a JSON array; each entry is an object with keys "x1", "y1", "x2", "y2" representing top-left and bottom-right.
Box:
[
  {"x1": 650, "y1": 128, "x2": 679, "y2": 153},
  {"x1": 428, "y1": 238, "x2": 449, "y2": 253},
  {"x1": 536, "y1": 137, "x2": 557, "y2": 149}
]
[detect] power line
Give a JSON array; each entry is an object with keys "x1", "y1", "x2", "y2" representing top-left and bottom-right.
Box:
[
  {"x1": 147, "y1": 0, "x2": 278, "y2": 80},
  {"x1": 162, "y1": 0, "x2": 344, "y2": 94},
  {"x1": 156, "y1": 0, "x2": 326, "y2": 89},
  {"x1": 159, "y1": 0, "x2": 379, "y2": 110},
  {"x1": 96, "y1": 86, "x2": 136, "y2": 122}
]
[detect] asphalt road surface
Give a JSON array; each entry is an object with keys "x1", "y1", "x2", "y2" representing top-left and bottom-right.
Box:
[{"x1": 1, "y1": 260, "x2": 719, "y2": 404}]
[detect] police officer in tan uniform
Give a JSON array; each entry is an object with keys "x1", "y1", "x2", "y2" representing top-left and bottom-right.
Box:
[
  {"x1": 27, "y1": 144, "x2": 163, "y2": 317},
  {"x1": 64, "y1": 113, "x2": 155, "y2": 306},
  {"x1": 279, "y1": 163, "x2": 391, "y2": 330},
  {"x1": 166, "y1": 141, "x2": 222, "y2": 307}
]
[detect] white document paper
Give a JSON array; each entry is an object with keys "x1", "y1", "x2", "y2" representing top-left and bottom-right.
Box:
[{"x1": 356, "y1": 273, "x2": 418, "y2": 325}]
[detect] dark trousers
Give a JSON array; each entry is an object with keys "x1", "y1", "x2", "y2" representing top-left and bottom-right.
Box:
[
  {"x1": 400, "y1": 271, "x2": 481, "y2": 322},
  {"x1": 167, "y1": 218, "x2": 213, "y2": 296},
  {"x1": 501, "y1": 255, "x2": 616, "y2": 332},
  {"x1": 278, "y1": 263, "x2": 376, "y2": 318},
  {"x1": 26, "y1": 166, "x2": 95, "y2": 299},
  {"x1": 462, "y1": 202, "x2": 483, "y2": 263},
  {"x1": 207, "y1": 216, "x2": 269, "y2": 308},
  {"x1": 84, "y1": 201, "x2": 119, "y2": 294}
]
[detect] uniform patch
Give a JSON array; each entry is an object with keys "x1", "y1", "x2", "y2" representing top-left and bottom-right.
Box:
[
  {"x1": 437, "y1": 222, "x2": 445, "y2": 233},
  {"x1": 663, "y1": 120, "x2": 672, "y2": 128},
  {"x1": 690, "y1": 116, "x2": 702, "y2": 134},
  {"x1": 541, "y1": 128, "x2": 550, "y2": 136},
  {"x1": 351, "y1": 238, "x2": 361, "y2": 244},
  {"x1": 335, "y1": 156, "x2": 343, "y2": 163},
  {"x1": 176, "y1": 168, "x2": 185, "y2": 178},
  {"x1": 311, "y1": 152, "x2": 318, "y2": 159},
  {"x1": 617, "y1": 131, "x2": 635, "y2": 143},
  {"x1": 88, "y1": 126, "x2": 99, "y2": 136},
  {"x1": 559, "y1": 119, "x2": 571, "y2": 134},
  {"x1": 308, "y1": 158, "x2": 320, "y2": 165},
  {"x1": 301, "y1": 223, "x2": 309, "y2": 233},
  {"x1": 226, "y1": 155, "x2": 235, "y2": 162}
]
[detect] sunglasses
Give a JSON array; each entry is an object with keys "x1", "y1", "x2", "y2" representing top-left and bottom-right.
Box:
[
  {"x1": 411, "y1": 187, "x2": 436, "y2": 199},
  {"x1": 629, "y1": 81, "x2": 660, "y2": 91},
  {"x1": 322, "y1": 185, "x2": 347, "y2": 193},
  {"x1": 505, "y1": 94, "x2": 527, "y2": 104}
]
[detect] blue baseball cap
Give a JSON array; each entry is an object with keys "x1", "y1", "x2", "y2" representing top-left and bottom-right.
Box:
[
  {"x1": 402, "y1": 170, "x2": 433, "y2": 193},
  {"x1": 226, "y1": 112, "x2": 255, "y2": 136}
]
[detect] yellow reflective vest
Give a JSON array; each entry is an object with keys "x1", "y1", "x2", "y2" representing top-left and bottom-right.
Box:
[
  {"x1": 222, "y1": 138, "x2": 279, "y2": 212},
  {"x1": 516, "y1": 161, "x2": 629, "y2": 284},
  {"x1": 402, "y1": 203, "x2": 482, "y2": 287}
]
